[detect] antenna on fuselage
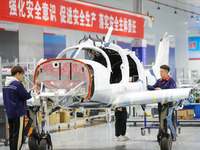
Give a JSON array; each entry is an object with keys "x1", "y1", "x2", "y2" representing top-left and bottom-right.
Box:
[{"x1": 104, "y1": 27, "x2": 113, "y2": 43}]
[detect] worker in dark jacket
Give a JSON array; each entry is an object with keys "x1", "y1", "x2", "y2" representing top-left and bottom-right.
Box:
[
  {"x1": 148, "y1": 65, "x2": 176, "y2": 142},
  {"x1": 3, "y1": 66, "x2": 39, "y2": 150}
]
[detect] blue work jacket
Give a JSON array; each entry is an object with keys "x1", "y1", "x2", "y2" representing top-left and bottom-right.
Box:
[{"x1": 148, "y1": 76, "x2": 176, "y2": 90}]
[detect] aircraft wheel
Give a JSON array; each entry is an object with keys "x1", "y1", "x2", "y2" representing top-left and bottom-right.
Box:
[
  {"x1": 148, "y1": 129, "x2": 151, "y2": 134},
  {"x1": 84, "y1": 124, "x2": 86, "y2": 128},
  {"x1": 141, "y1": 129, "x2": 145, "y2": 136},
  {"x1": 28, "y1": 133, "x2": 40, "y2": 150},
  {"x1": 68, "y1": 124, "x2": 70, "y2": 128},
  {"x1": 4, "y1": 139, "x2": 9, "y2": 146},
  {"x1": 39, "y1": 139, "x2": 52, "y2": 150},
  {"x1": 74, "y1": 124, "x2": 77, "y2": 129},
  {"x1": 160, "y1": 134, "x2": 172, "y2": 150}
]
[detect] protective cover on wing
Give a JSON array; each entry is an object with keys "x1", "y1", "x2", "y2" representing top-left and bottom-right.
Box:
[
  {"x1": 114, "y1": 88, "x2": 193, "y2": 107},
  {"x1": 34, "y1": 59, "x2": 92, "y2": 101}
]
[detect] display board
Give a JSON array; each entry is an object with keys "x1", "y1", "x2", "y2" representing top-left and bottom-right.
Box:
[
  {"x1": 43, "y1": 33, "x2": 66, "y2": 60},
  {"x1": 188, "y1": 37, "x2": 200, "y2": 60}
]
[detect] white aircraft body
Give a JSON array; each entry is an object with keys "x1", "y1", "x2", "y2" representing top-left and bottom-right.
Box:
[{"x1": 19, "y1": 28, "x2": 195, "y2": 150}]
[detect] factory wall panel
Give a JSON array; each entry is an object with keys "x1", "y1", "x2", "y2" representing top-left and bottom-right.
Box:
[
  {"x1": 0, "y1": 30, "x2": 19, "y2": 67},
  {"x1": 19, "y1": 24, "x2": 44, "y2": 63}
]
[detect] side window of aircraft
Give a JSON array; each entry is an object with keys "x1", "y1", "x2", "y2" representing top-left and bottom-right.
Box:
[
  {"x1": 127, "y1": 55, "x2": 139, "y2": 82},
  {"x1": 86, "y1": 49, "x2": 107, "y2": 68},
  {"x1": 110, "y1": 61, "x2": 122, "y2": 83},
  {"x1": 102, "y1": 49, "x2": 122, "y2": 84}
]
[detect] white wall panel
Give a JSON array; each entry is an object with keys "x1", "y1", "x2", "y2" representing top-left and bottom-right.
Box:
[{"x1": 19, "y1": 24, "x2": 44, "y2": 62}]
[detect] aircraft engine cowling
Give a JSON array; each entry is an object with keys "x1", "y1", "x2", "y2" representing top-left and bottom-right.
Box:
[{"x1": 34, "y1": 59, "x2": 92, "y2": 107}]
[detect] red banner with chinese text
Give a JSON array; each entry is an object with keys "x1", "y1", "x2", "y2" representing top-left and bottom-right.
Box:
[{"x1": 0, "y1": 0, "x2": 144, "y2": 38}]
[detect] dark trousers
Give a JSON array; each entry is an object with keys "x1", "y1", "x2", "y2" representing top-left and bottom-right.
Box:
[
  {"x1": 115, "y1": 107, "x2": 127, "y2": 137},
  {"x1": 8, "y1": 116, "x2": 25, "y2": 150}
]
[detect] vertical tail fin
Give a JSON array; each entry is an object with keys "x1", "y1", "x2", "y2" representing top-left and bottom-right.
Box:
[
  {"x1": 152, "y1": 32, "x2": 170, "y2": 79},
  {"x1": 104, "y1": 27, "x2": 113, "y2": 43}
]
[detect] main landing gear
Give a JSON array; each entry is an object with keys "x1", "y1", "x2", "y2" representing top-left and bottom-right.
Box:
[
  {"x1": 28, "y1": 130, "x2": 52, "y2": 150},
  {"x1": 158, "y1": 101, "x2": 180, "y2": 150},
  {"x1": 28, "y1": 98, "x2": 53, "y2": 150}
]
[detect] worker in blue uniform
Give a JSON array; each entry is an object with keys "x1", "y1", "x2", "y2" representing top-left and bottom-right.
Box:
[
  {"x1": 148, "y1": 65, "x2": 176, "y2": 143},
  {"x1": 3, "y1": 66, "x2": 39, "y2": 150}
]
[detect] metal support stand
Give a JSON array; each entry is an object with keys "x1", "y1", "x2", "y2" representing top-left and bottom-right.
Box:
[{"x1": 83, "y1": 108, "x2": 114, "y2": 128}]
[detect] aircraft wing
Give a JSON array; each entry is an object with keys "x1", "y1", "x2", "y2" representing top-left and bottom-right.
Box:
[{"x1": 113, "y1": 88, "x2": 193, "y2": 107}]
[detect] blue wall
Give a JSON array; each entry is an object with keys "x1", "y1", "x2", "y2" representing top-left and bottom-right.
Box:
[
  {"x1": 146, "y1": 45, "x2": 155, "y2": 66},
  {"x1": 44, "y1": 34, "x2": 66, "y2": 60},
  {"x1": 132, "y1": 45, "x2": 155, "y2": 67},
  {"x1": 117, "y1": 42, "x2": 131, "y2": 50}
]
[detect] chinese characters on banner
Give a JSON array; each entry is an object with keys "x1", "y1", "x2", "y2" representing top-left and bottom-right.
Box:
[
  {"x1": 188, "y1": 37, "x2": 200, "y2": 60},
  {"x1": 0, "y1": 0, "x2": 144, "y2": 38}
]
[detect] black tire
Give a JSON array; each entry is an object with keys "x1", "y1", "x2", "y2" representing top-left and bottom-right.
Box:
[
  {"x1": 28, "y1": 133, "x2": 40, "y2": 150},
  {"x1": 160, "y1": 136, "x2": 172, "y2": 150},
  {"x1": 4, "y1": 139, "x2": 9, "y2": 146},
  {"x1": 39, "y1": 139, "x2": 52, "y2": 150},
  {"x1": 141, "y1": 130, "x2": 145, "y2": 136},
  {"x1": 148, "y1": 128, "x2": 151, "y2": 134}
]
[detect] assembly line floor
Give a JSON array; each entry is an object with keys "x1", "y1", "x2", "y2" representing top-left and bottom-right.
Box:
[{"x1": 0, "y1": 120, "x2": 200, "y2": 150}]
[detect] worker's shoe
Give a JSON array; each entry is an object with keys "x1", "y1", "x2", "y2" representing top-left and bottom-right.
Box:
[
  {"x1": 123, "y1": 135, "x2": 130, "y2": 140},
  {"x1": 172, "y1": 137, "x2": 176, "y2": 141},
  {"x1": 117, "y1": 135, "x2": 126, "y2": 141}
]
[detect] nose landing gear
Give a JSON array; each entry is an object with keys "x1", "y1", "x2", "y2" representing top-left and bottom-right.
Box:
[{"x1": 160, "y1": 133, "x2": 172, "y2": 150}]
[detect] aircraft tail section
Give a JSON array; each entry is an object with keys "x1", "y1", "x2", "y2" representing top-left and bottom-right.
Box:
[
  {"x1": 153, "y1": 32, "x2": 169, "y2": 79},
  {"x1": 146, "y1": 32, "x2": 170, "y2": 84}
]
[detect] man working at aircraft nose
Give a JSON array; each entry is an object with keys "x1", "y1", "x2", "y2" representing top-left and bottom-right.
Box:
[{"x1": 148, "y1": 65, "x2": 176, "y2": 142}]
